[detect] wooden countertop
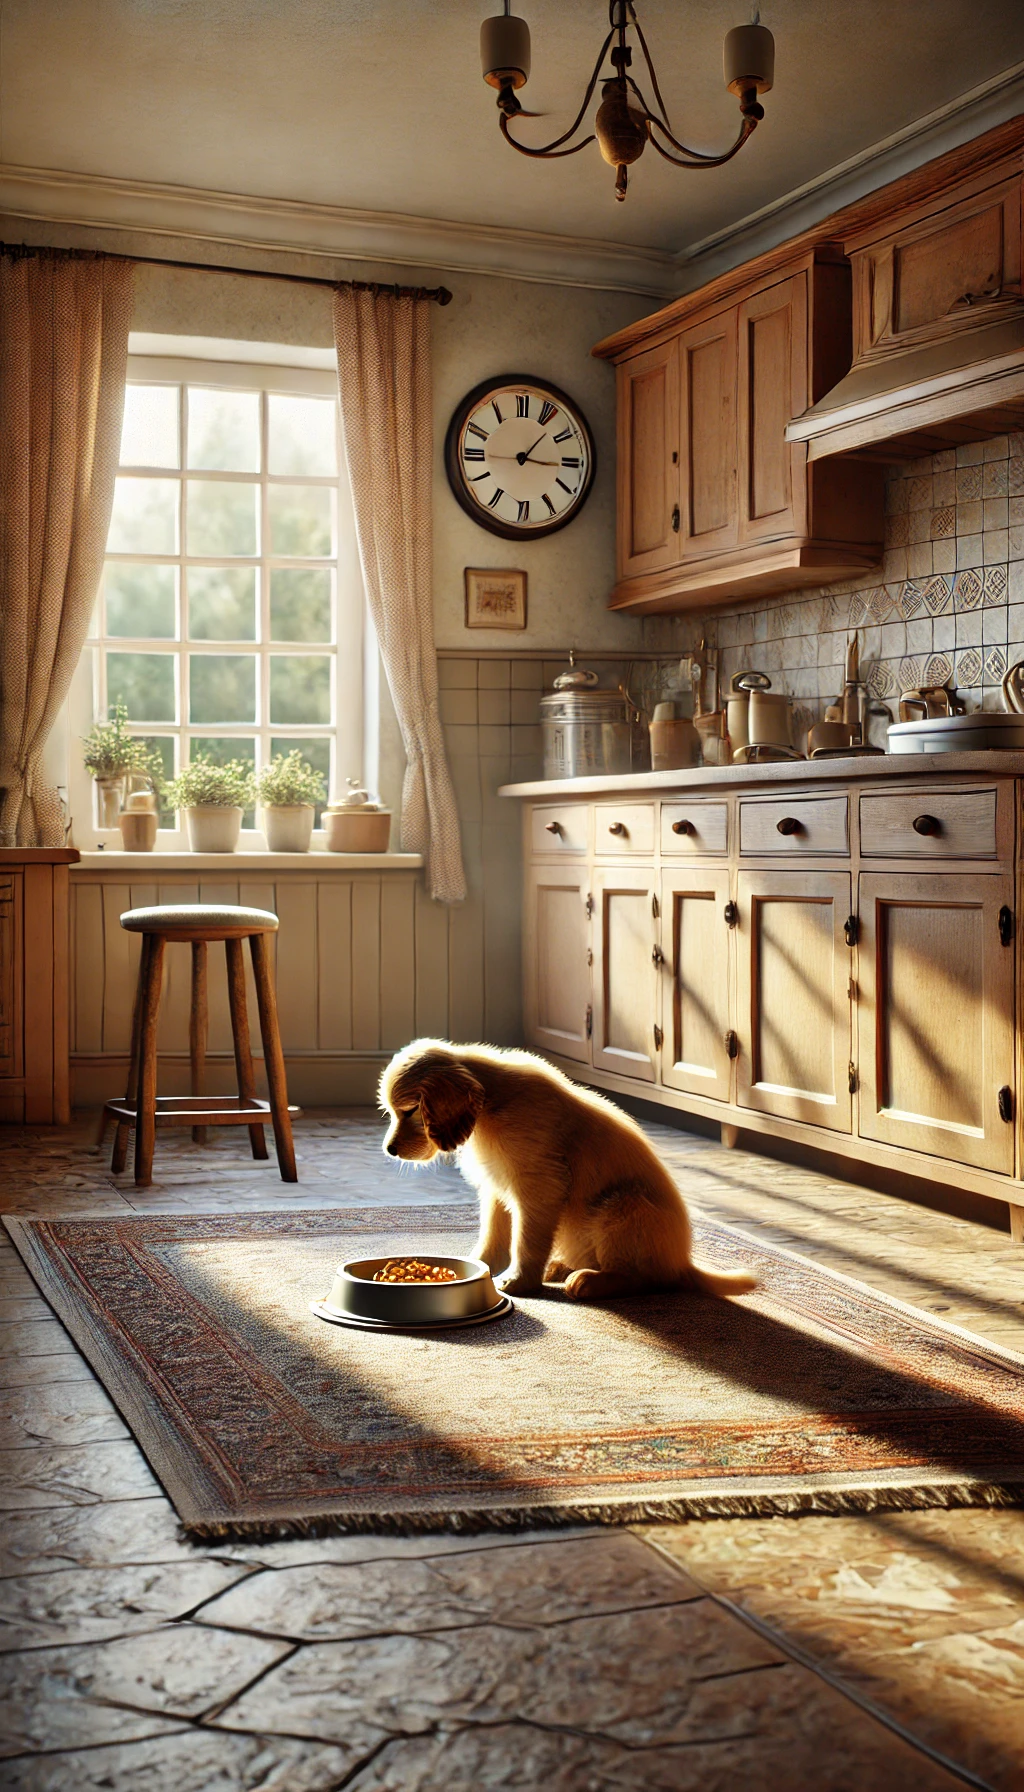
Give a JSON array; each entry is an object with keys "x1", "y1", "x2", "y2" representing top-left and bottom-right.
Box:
[
  {"x1": 0, "y1": 848, "x2": 80, "y2": 863},
  {"x1": 500, "y1": 751, "x2": 1024, "y2": 800}
]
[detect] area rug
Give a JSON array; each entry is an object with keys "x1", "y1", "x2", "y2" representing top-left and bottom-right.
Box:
[{"x1": 7, "y1": 1207, "x2": 1024, "y2": 1537}]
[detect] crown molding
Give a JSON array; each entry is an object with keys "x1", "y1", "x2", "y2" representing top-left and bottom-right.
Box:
[{"x1": 0, "y1": 163, "x2": 677, "y2": 299}]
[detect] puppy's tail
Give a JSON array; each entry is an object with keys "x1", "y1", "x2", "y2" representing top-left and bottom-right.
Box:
[{"x1": 682, "y1": 1260, "x2": 758, "y2": 1298}]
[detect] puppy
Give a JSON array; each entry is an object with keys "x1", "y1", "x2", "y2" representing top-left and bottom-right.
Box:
[{"x1": 380, "y1": 1039, "x2": 756, "y2": 1302}]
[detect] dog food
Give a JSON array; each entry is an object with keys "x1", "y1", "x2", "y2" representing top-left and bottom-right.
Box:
[{"x1": 371, "y1": 1258, "x2": 459, "y2": 1284}]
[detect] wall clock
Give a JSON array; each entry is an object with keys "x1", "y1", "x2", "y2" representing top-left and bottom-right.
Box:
[{"x1": 445, "y1": 374, "x2": 595, "y2": 541}]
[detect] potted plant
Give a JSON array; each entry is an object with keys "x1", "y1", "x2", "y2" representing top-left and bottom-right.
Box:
[
  {"x1": 255, "y1": 751, "x2": 326, "y2": 852},
  {"x1": 167, "y1": 756, "x2": 255, "y2": 853},
  {"x1": 82, "y1": 703, "x2": 148, "y2": 828}
]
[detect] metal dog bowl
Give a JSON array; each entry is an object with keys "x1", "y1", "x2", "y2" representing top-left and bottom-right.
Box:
[{"x1": 311, "y1": 1255, "x2": 512, "y2": 1332}]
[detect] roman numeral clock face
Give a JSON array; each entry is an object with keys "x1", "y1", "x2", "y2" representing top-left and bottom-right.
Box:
[{"x1": 444, "y1": 377, "x2": 595, "y2": 540}]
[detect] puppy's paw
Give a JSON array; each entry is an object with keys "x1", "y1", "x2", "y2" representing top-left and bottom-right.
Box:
[
  {"x1": 497, "y1": 1267, "x2": 540, "y2": 1296},
  {"x1": 563, "y1": 1269, "x2": 600, "y2": 1301},
  {"x1": 544, "y1": 1260, "x2": 570, "y2": 1284}
]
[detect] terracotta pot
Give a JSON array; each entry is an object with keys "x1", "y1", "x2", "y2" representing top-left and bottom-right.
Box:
[
  {"x1": 262, "y1": 804, "x2": 315, "y2": 852},
  {"x1": 185, "y1": 805, "x2": 242, "y2": 853},
  {"x1": 324, "y1": 809, "x2": 391, "y2": 853},
  {"x1": 117, "y1": 810, "x2": 158, "y2": 851}
]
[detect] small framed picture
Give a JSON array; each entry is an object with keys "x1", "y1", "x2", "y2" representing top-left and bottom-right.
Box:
[{"x1": 464, "y1": 567, "x2": 527, "y2": 631}]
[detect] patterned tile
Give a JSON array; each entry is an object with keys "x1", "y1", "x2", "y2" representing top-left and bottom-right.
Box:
[
  {"x1": 953, "y1": 569, "x2": 983, "y2": 610},
  {"x1": 955, "y1": 647, "x2": 983, "y2": 688},
  {"x1": 866, "y1": 659, "x2": 896, "y2": 698},
  {"x1": 868, "y1": 586, "x2": 894, "y2": 623},
  {"x1": 984, "y1": 646, "x2": 1007, "y2": 683},
  {"x1": 885, "y1": 512, "x2": 910, "y2": 548},
  {"x1": 885, "y1": 478, "x2": 909, "y2": 516},
  {"x1": 923, "y1": 653, "x2": 953, "y2": 686},
  {"x1": 922, "y1": 574, "x2": 952, "y2": 615},
  {"x1": 897, "y1": 580, "x2": 924, "y2": 618},
  {"x1": 907, "y1": 475, "x2": 933, "y2": 510},
  {"x1": 956, "y1": 465, "x2": 984, "y2": 502},
  {"x1": 897, "y1": 656, "x2": 923, "y2": 691},
  {"x1": 821, "y1": 593, "x2": 851, "y2": 631},
  {"x1": 983, "y1": 565, "x2": 1008, "y2": 604},
  {"x1": 983, "y1": 460, "x2": 1009, "y2": 497},
  {"x1": 1009, "y1": 456, "x2": 1024, "y2": 496},
  {"x1": 930, "y1": 507, "x2": 954, "y2": 539},
  {"x1": 846, "y1": 593, "x2": 870, "y2": 629}
]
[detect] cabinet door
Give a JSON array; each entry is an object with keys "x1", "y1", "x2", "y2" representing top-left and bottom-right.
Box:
[
  {"x1": 857, "y1": 873, "x2": 1014, "y2": 1173},
  {"x1": 737, "y1": 273, "x2": 808, "y2": 546},
  {"x1": 735, "y1": 870, "x2": 852, "y2": 1130},
  {"x1": 679, "y1": 307, "x2": 738, "y2": 558},
  {"x1": 593, "y1": 865, "x2": 658, "y2": 1082},
  {"x1": 524, "y1": 865, "x2": 592, "y2": 1064},
  {"x1": 616, "y1": 338, "x2": 681, "y2": 581},
  {"x1": 660, "y1": 867, "x2": 732, "y2": 1101},
  {"x1": 0, "y1": 874, "x2": 22, "y2": 1078}
]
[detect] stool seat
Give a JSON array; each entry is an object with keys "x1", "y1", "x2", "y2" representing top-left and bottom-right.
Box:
[{"x1": 120, "y1": 903, "x2": 279, "y2": 939}]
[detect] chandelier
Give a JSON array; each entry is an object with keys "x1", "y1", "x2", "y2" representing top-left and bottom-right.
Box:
[{"x1": 481, "y1": 2, "x2": 775, "y2": 201}]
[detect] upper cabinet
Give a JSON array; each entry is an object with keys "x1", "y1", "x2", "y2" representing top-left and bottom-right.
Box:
[
  {"x1": 788, "y1": 118, "x2": 1024, "y2": 462},
  {"x1": 596, "y1": 248, "x2": 886, "y2": 615}
]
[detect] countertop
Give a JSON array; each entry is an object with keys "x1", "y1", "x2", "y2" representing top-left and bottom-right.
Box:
[
  {"x1": 499, "y1": 751, "x2": 1024, "y2": 800},
  {"x1": 71, "y1": 851, "x2": 423, "y2": 872}
]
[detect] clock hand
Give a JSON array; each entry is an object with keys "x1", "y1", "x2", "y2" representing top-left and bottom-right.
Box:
[
  {"x1": 517, "y1": 433, "x2": 547, "y2": 466},
  {"x1": 486, "y1": 453, "x2": 559, "y2": 466}
]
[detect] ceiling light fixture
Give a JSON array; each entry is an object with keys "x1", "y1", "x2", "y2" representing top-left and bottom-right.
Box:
[{"x1": 481, "y1": 1, "x2": 774, "y2": 202}]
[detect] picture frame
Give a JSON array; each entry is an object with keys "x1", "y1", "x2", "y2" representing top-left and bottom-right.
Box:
[{"x1": 464, "y1": 567, "x2": 527, "y2": 631}]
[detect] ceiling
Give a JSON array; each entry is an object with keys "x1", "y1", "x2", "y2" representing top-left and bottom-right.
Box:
[{"x1": 2, "y1": 0, "x2": 1024, "y2": 271}]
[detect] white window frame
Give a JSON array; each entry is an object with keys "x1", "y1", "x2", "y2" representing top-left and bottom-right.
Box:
[{"x1": 70, "y1": 353, "x2": 365, "y2": 851}]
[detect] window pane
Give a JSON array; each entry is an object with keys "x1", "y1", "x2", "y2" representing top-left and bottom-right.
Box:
[
  {"x1": 120, "y1": 385, "x2": 179, "y2": 468},
  {"x1": 268, "y1": 394, "x2": 337, "y2": 476},
  {"x1": 268, "y1": 484, "x2": 333, "y2": 557},
  {"x1": 135, "y1": 735, "x2": 177, "y2": 826},
  {"x1": 187, "y1": 481, "x2": 258, "y2": 557},
  {"x1": 105, "y1": 564, "x2": 177, "y2": 638},
  {"x1": 191, "y1": 735, "x2": 256, "y2": 825},
  {"x1": 108, "y1": 478, "x2": 179, "y2": 555},
  {"x1": 269, "y1": 655, "x2": 331, "y2": 724},
  {"x1": 188, "y1": 568, "x2": 257, "y2": 641},
  {"x1": 270, "y1": 568, "x2": 331, "y2": 641},
  {"x1": 107, "y1": 652, "x2": 177, "y2": 721},
  {"x1": 187, "y1": 388, "x2": 260, "y2": 472},
  {"x1": 189, "y1": 653, "x2": 256, "y2": 723},
  {"x1": 271, "y1": 736, "x2": 330, "y2": 823}
]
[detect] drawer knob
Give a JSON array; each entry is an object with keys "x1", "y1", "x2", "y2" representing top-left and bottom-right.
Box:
[
  {"x1": 544, "y1": 821, "x2": 563, "y2": 836},
  {"x1": 776, "y1": 816, "x2": 803, "y2": 836},
  {"x1": 912, "y1": 814, "x2": 942, "y2": 836},
  {"x1": 672, "y1": 818, "x2": 695, "y2": 836},
  {"x1": 608, "y1": 821, "x2": 628, "y2": 836},
  {"x1": 652, "y1": 944, "x2": 665, "y2": 966},
  {"x1": 724, "y1": 901, "x2": 739, "y2": 928}
]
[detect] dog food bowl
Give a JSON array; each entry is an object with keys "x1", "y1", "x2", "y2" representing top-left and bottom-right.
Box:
[{"x1": 311, "y1": 1255, "x2": 512, "y2": 1332}]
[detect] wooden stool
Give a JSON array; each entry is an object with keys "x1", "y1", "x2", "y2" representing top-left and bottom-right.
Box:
[{"x1": 101, "y1": 904, "x2": 298, "y2": 1187}]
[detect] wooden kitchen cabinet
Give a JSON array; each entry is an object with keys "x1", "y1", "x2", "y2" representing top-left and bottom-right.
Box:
[
  {"x1": 735, "y1": 870, "x2": 853, "y2": 1133},
  {"x1": 523, "y1": 863, "x2": 592, "y2": 1065},
  {"x1": 857, "y1": 872, "x2": 1015, "y2": 1173},
  {"x1": 0, "y1": 849, "x2": 78, "y2": 1125},
  {"x1": 614, "y1": 336, "x2": 681, "y2": 583},
  {"x1": 592, "y1": 864, "x2": 658, "y2": 1083},
  {"x1": 659, "y1": 866, "x2": 732, "y2": 1102}
]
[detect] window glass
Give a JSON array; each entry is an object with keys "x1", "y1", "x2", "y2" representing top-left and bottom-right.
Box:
[
  {"x1": 268, "y1": 393, "x2": 337, "y2": 476},
  {"x1": 187, "y1": 388, "x2": 260, "y2": 472},
  {"x1": 120, "y1": 384, "x2": 180, "y2": 469},
  {"x1": 105, "y1": 564, "x2": 178, "y2": 639},
  {"x1": 270, "y1": 655, "x2": 331, "y2": 724},
  {"x1": 189, "y1": 654, "x2": 257, "y2": 724},
  {"x1": 268, "y1": 484, "x2": 333, "y2": 557},
  {"x1": 188, "y1": 568, "x2": 257, "y2": 641},
  {"x1": 186, "y1": 480, "x2": 259, "y2": 557},
  {"x1": 108, "y1": 477, "x2": 179, "y2": 555},
  {"x1": 270, "y1": 568, "x2": 331, "y2": 641},
  {"x1": 107, "y1": 652, "x2": 177, "y2": 722}
]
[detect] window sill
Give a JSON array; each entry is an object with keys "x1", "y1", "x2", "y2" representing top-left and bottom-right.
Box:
[{"x1": 72, "y1": 851, "x2": 423, "y2": 872}]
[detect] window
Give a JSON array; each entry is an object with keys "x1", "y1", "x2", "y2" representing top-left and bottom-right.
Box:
[{"x1": 79, "y1": 356, "x2": 364, "y2": 843}]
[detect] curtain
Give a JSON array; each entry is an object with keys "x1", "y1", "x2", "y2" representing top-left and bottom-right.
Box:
[
  {"x1": 333, "y1": 286, "x2": 466, "y2": 903},
  {"x1": 0, "y1": 249, "x2": 133, "y2": 847}
]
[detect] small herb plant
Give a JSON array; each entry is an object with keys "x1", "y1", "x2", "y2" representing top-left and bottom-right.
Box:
[
  {"x1": 167, "y1": 756, "x2": 256, "y2": 810},
  {"x1": 82, "y1": 704, "x2": 149, "y2": 779},
  {"x1": 255, "y1": 751, "x2": 327, "y2": 808}
]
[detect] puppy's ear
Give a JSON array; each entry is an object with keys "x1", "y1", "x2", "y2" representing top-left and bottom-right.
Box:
[{"x1": 418, "y1": 1064, "x2": 484, "y2": 1152}]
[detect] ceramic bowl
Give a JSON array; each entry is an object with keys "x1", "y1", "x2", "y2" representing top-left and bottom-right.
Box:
[{"x1": 321, "y1": 1254, "x2": 505, "y2": 1327}]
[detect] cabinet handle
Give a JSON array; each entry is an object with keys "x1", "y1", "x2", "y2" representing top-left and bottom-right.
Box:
[
  {"x1": 545, "y1": 820, "x2": 563, "y2": 836},
  {"x1": 585, "y1": 1004, "x2": 593, "y2": 1039},
  {"x1": 724, "y1": 1029, "x2": 739, "y2": 1060},
  {"x1": 724, "y1": 900, "x2": 739, "y2": 928},
  {"x1": 844, "y1": 914, "x2": 859, "y2": 947},
  {"x1": 912, "y1": 814, "x2": 942, "y2": 836},
  {"x1": 652, "y1": 945, "x2": 665, "y2": 966},
  {"x1": 848, "y1": 1061, "x2": 857, "y2": 1096},
  {"x1": 608, "y1": 821, "x2": 627, "y2": 836},
  {"x1": 999, "y1": 905, "x2": 1014, "y2": 946},
  {"x1": 672, "y1": 818, "x2": 695, "y2": 836},
  {"x1": 585, "y1": 893, "x2": 594, "y2": 917},
  {"x1": 776, "y1": 816, "x2": 803, "y2": 836},
  {"x1": 998, "y1": 1085, "x2": 1014, "y2": 1123},
  {"x1": 671, "y1": 504, "x2": 680, "y2": 532},
  {"x1": 653, "y1": 1023, "x2": 664, "y2": 1050}
]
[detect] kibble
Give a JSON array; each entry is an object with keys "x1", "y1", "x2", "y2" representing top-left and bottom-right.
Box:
[{"x1": 371, "y1": 1258, "x2": 458, "y2": 1284}]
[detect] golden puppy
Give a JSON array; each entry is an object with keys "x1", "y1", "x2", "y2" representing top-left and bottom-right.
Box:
[{"x1": 380, "y1": 1039, "x2": 756, "y2": 1302}]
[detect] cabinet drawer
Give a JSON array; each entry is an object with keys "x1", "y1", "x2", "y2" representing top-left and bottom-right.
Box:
[
  {"x1": 595, "y1": 803, "x2": 655, "y2": 855},
  {"x1": 661, "y1": 802, "x2": 728, "y2": 855},
  {"x1": 530, "y1": 805, "x2": 589, "y2": 855},
  {"x1": 860, "y1": 788, "x2": 999, "y2": 859},
  {"x1": 740, "y1": 795, "x2": 849, "y2": 855}
]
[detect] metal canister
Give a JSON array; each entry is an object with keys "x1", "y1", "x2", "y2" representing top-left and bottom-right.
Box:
[{"x1": 540, "y1": 656, "x2": 642, "y2": 779}]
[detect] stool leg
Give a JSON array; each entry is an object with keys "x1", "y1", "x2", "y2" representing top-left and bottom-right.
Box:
[
  {"x1": 190, "y1": 940, "x2": 208, "y2": 1145},
  {"x1": 133, "y1": 934, "x2": 166, "y2": 1188},
  {"x1": 249, "y1": 931, "x2": 297, "y2": 1182},
  {"x1": 225, "y1": 936, "x2": 268, "y2": 1160},
  {"x1": 112, "y1": 933, "x2": 152, "y2": 1174}
]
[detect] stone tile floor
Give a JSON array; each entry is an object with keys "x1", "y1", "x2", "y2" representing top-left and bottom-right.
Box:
[{"x1": 0, "y1": 1110, "x2": 1022, "y2": 1789}]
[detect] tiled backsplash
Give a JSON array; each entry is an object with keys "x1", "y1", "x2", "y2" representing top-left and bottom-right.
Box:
[{"x1": 642, "y1": 432, "x2": 1024, "y2": 736}]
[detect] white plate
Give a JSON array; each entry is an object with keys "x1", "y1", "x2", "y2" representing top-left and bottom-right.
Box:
[{"x1": 310, "y1": 1294, "x2": 514, "y2": 1333}]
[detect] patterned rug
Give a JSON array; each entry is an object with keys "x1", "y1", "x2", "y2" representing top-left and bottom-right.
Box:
[{"x1": 7, "y1": 1207, "x2": 1024, "y2": 1537}]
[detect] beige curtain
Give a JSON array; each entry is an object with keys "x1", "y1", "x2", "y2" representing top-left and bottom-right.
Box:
[
  {"x1": 333, "y1": 286, "x2": 466, "y2": 903},
  {"x1": 0, "y1": 249, "x2": 133, "y2": 846}
]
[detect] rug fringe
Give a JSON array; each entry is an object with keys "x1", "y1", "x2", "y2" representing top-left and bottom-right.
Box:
[{"x1": 181, "y1": 1477, "x2": 1024, "y2": 1544}]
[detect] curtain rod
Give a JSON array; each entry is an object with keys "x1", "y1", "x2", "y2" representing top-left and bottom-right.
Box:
[{"x1": 0, "y1": 241, "x2": 453, "y2": 304}]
